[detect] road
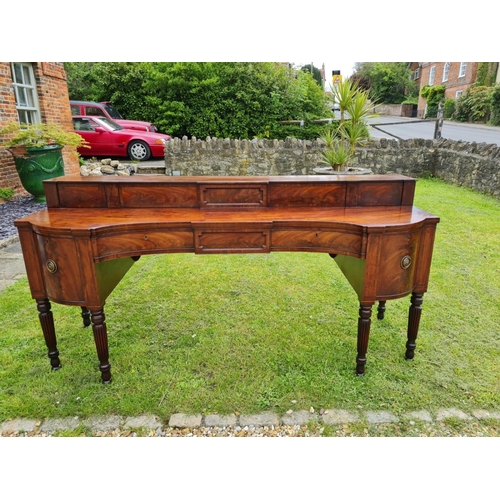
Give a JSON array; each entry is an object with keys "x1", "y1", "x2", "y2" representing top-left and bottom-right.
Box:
[{"x1": 367, "y1": 115, "x2": 500, "y2": 146}]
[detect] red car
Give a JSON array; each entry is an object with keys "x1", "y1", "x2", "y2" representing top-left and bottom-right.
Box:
[
  {"x1": 70, "y1": 100, "x2": 158, "y2": 132},
  {"x1": 72, "y1": 116, "x2": 171, "y2": 161}
]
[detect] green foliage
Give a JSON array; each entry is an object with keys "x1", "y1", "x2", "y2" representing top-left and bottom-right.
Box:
[
  {"x1": 443, "y1": 98, "x2": 456, "y2": 119},
  {"x1": 420, "y1": 85, "x2": 445, "y2": 118},
  {"x1": 273, "y1": 122, "x2": 338, "y2": 141},
  {"x1": 489, "y1": 84, "x2": 500, "y2": 126},
  {"x1": 475, "y1": 62, "x2": 498, "y2": 87},
  {"x1": 330, "y1": 78, "x2": 359, "y2": 124},
  {"x1": 64, "y1": 62, "x2": 330, "y2": 139},
  {"x1": 0, "y1": 187, "x2": 15, "y2": 200},
  {"x1": 401, "y1": 96, "x2": 418, "y2": 105},
  {"x1": 454, "y1": 86, "x2": 494, "y2": 123},
  {"x1": 352, "y1": 62, "x2": 417, "y2": 104},
  {"x1": 319, "y1": 142, "x2": 352, "y2": 170},
  {"x1": 318, "y1": 125, "x2": 340, "y2": 148},
  {"x1": 0, "y1": 122, "x2": 88, "y2": 149},
  {"x1": 341, "y1": 121, "x2": 370, "y2": 154},
  {"x1": 320, "y1": 80, "x2": 372, "y2": 169},
  {"x1": 300, "y1": 64, "x2": 323, "y2": 87}
]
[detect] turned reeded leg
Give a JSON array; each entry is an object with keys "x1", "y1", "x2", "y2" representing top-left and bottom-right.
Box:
[
  {"x1": 90, "y1": 308, "x2": 112, "y2": 383},
  {"x1": 356, "y1": 304, "x2": 373, "y2": 376},
  {"x1": 377, "y1": 301, "x2": 386, "y2": 320},
  {"x1": 405, "y1": 292, "x2": 424, "y2": 360},
  {"x1": 36, "y1": 299, "x2": 62, "y2": 371},
  {"x1": 81, "y1": 307, "x2": 91, "y2": 328}
]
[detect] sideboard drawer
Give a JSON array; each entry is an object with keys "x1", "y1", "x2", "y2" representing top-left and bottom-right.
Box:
[{"x1": 95, "y1": 230, "x2": 194, "y2": 259}]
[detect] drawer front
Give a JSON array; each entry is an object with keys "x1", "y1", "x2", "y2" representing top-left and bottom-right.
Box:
[
  {"x1": 194, "y1": 228, "x2": 271, "y2": 253},
  {"x1": 199, "y1": 184, "x2": 267, "y2": 208},
  {"x1": 271, "y1": 229, "x2": 363, "y2": 257},
  {"x1": 95, "y1": 230, "x2": 194, "y2": 259}
]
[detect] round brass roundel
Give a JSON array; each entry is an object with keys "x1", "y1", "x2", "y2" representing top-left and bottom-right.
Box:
[
  {"x1": 400, "y1": 255, "x2": 412, "y2": 270},
  {"x1": 46, "y1": 260, "x2": 58, "y2": 274}
]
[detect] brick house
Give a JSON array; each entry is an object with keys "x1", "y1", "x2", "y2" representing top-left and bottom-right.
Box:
[
  {"x1": 0, "y1": 62, "x2": 79, "y2": 198},
  {"x1": 410, "y1": 62, "x2": 480, "y2": 118}
]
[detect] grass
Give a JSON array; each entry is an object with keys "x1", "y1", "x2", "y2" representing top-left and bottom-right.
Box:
[{"x1": 0, "y1": 177, "x2": 499, "y2": 433}]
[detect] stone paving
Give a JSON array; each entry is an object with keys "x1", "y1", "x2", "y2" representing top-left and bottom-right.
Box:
[
  {"x1": 1, "y1": 408, "x2": 500, "y2": 436},
  {"x1": 0, "y1": 237, "x2": 26, "y2": 293}
]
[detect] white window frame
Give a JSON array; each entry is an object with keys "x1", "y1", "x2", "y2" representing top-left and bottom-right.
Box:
[
  {"x1": 429, "y1": 66, "x2": 436, "y2": 85},
  {"x1": 456, "y1": 90, "x2": 463, "y2": 98},
  {"x1": 442, "y1": 62, "x2": 450, "y2": 82},
  {"x1": 414, "y1": 68, "x2": 420, "y2": 80},
  {"x1": 459, "y1": 62, "x2": 467, "y2": 78},
  {"x1": 11, "y1": 62, "x2": 41, "y2": 125}
]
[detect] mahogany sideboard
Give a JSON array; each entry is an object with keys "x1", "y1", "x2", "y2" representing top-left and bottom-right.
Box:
[{"x1": 14, "y1": 174, "x2": 440, "y2": 383}]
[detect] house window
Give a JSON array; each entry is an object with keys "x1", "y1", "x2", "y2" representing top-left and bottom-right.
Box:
[
  {"x1": 414, "y1": 68, "x2": 420, "y2": 80},
  {"x1": 11, "y1": 63, "x2": 40, "y2": 124},
  {"x1": 459, "y1": 62, "x2": 467, "y2": 78},
  {"x1": 442, "y1": 62, "x2": 450, "y2": 82},
  {"x1": 429, "y1": 66, "x2": 436, "y2": 85},
  {"x1": 456, "y1": 90, "x2": 463, "y2": 98}
]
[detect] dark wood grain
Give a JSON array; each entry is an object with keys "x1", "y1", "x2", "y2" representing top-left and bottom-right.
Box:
[{"x1": 15, "y1": 174, "x2": 440, "y2": 382}]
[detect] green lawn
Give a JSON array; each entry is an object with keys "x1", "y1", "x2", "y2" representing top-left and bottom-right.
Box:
[{"x1": 1, "y1": 177, "x2": 499, "y2": 425}]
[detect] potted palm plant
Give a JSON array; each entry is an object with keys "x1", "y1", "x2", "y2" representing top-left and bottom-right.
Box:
[
  {"x1": 0, "y1": 121, "x2": 88, "y2": 202},
  {"x1": 315, "y1": 79, "x2": 374, "y2": 174}
]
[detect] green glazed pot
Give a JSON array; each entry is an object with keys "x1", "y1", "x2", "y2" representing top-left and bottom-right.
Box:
[{"x1": 12, "y1": 145, "x2": 65, "y2": 202}]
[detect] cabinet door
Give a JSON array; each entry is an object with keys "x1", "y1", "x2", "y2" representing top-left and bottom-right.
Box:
[
  {"x1": 36, "y1": 234, "x2": 86, "y2": 305},
  {"x1": 375, "y1": 230, "x2": 420, "y2": 299}
]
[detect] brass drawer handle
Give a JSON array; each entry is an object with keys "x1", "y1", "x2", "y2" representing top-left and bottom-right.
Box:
[
  {"x1": 401, "y1": 255, "x2": 412, "y2": 270},
  {"x1": 46, "y1": 260, "x2": 58, "y2": 274}
]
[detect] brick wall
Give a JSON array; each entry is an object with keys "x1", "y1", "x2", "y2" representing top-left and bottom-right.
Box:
[
  {"x1": 416, "y1": 63, "x2": 478, "y2": 118},
  {"x1": 0, "y1": 62, "x2": 79, "y2": 198}
]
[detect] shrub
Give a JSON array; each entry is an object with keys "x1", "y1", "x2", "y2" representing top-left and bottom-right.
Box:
[
  {"x1": 443, "y1": 98, "x2": 455, "y2": 119},
  {"x1": 420, "y1": 85, "x2": 445, "y2": 118},
  {"x1": 454, "y1": 86, "x2": 494, "y2": 123},
  {"x1": 489, "y1": 84, "x2": 500, "y2": 126}
]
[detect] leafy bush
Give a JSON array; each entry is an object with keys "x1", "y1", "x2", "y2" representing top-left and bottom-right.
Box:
[
  {"x1": 0, "y1": 187, "x2": 14, "y2": 201},
  {"x1": 64, "y1": 63, "x2": 331, "y2": 140},
  {"x1": 454, "y1": 86, "x2": 494, "y2": 123},
  {"x1": 489, "y1": 84, "x2": 500, "y2": 126},
  {"x1": 420, "y1": 85, "x2": 445, "y2": 118},
  {"x1": 352, "y1": 62, "x2": 417, "y2": 104},
  {"x1": 443, "y1": 98, "x2": 455, "y2": 119}
]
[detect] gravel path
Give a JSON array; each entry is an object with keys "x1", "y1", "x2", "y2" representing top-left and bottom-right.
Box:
[{"x1": 0, "y1": 196, "x2": 46, "y2": 241}]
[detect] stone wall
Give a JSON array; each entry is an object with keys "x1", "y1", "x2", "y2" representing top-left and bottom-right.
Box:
[
  {"x1": 350, "y1": 138, "x2": 500, "y2": 197},
  {"x1": 156, "y1": 136, "x2": 500, "y2": 198},
  {"x1": 163, "y1": 136, "x2": 325, "y2": 176},
  {"x1": 372, "y1": 104, "x2": 415, "y2": 117}
]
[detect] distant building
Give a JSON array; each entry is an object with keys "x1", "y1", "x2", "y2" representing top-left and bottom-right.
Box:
[{"x1": 409, "y1": 62, "x2": 480, "y2": 118}]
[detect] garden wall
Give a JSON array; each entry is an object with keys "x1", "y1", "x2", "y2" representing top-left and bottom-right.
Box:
[
  {"x1": 152, "y1": 136, "x2": 500, "y2": 198},
  {"x1": 371, "y1": 104, "x2": 415, "y2": 118}
]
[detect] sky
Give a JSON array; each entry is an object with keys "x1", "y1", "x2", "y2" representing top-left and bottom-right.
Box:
[{"x1": 2, "y1": 2, "x2": 495, "y2": 66}]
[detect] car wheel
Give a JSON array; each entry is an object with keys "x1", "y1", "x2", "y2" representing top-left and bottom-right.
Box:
[{"x1": 128, "y1": 140, "x2": 151, "y2": 161}]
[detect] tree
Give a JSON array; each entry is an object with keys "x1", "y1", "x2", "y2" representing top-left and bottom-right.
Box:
[
  {"x1": 300, "y1": 64, "x2": 323, "y2": 88},
  {"x1": 64, "y1": 62, "x2": 330, "y2": 139},
  {"x1": 351, "y1": 62, "x2": 417, "y2": 104}
]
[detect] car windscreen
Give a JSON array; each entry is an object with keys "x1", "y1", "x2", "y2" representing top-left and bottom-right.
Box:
[
  {"x1": 95, "y1": 117, "x2": 124, "y2": 130},
  {"x1": 103, "y1": 104, "x2": 124, "y2": 119}
]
